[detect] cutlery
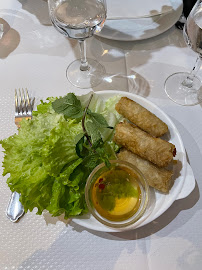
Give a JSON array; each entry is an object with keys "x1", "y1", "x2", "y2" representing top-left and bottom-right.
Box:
[{"x1": 6, "y1": 88, "x2": 34, "y2": 222}]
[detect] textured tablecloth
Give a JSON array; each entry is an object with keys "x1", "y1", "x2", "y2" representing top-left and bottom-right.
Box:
[{"x1": 0, "y1": 1, "x2": 201, "y2": 269}]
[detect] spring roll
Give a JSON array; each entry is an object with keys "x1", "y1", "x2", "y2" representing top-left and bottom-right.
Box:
[
  {"x1": 114, "y1": 121, "x2": 176, "y2": 167},
  {"x1": 115, "y1": 97, "x2": 168, "y2": 137},
  {"x1": 118, "y1": 149, "x2": 174, "y2": 193}
]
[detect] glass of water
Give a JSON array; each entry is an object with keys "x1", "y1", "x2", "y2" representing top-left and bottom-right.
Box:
[
  {"x1": 164, "y1": 0, "x2": 202, "y2": 106},
  {"x1": 48, "y1": 0, "x2": 107, "y2": 89}
]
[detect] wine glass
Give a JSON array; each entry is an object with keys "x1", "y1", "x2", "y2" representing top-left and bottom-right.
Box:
[
  {"x1": 164, "y1": 0, "x2": 202, "y2": 106},
  {"x1": 48, "y1": 0, "x2": 107, "y2": 89}
]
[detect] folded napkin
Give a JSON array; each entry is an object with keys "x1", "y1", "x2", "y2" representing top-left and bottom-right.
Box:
[{"x1": 107, "y1": 0, "x2": 173, "y2": 20}]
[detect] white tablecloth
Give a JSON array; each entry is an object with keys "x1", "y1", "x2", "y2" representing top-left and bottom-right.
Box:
[{"x1": 0, "y1": 1, "x2": 201, "y2": 269}]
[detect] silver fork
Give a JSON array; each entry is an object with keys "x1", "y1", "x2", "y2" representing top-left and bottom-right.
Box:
[{"x1": 6, "y1": 88, "x2": 34, "y2": 222}]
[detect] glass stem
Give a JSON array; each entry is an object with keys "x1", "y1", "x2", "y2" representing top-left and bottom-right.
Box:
[
  {"x1": 78, "y1": 39, "x2": 89, "y2": 71},
  {"x1": 182, "y1": 55, "x2": 202, "y2": 88},
  {"x1": 0, "y1": 23, "x2": 4, "y2": 39}
]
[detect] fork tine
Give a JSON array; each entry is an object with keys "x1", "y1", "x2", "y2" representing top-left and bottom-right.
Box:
[
  {"x1": 31, "y1": 97, "x2": 35, "y2": 110},
  {"x1": 25, "y1": 88, "x2": 32, "y2": 115},
  {"x1": 22, "y1": 88, "x2": 26, "y2": 114},
  {"x1": 25, "y1": 88, "x2": 30, "y2": 106},
  {"x1": 18, "y1": 88, "x2": 23, "y2": 116},
  {"x1": 15, "y1": 89, "x2": 18, "y2": 115},
  {"x1": 15, "y1": 88, "x2": 33, "y2": 118}
]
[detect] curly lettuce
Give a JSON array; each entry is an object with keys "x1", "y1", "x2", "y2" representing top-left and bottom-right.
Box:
[{"x1": 0, "y1": 93, "x2": 121, "y2": 218}]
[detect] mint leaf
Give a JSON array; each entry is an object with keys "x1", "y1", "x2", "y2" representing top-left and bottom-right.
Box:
[
  {"x1": 87, "y1": 110, "x2": 112, "y2": 129},
  {"x1": 75, "y1": 136, "x2": 89, "y2": 158},
  {"x1": 83, "y1": 153, "x2": 100, "y2": 170},
  {"x1": 52, "y1": 93, "x2": 83, "y2": 118},
  {"x1": 95, "y1": 145, "x2": 111, "y2": 168},
  {"x1": 85, "y1": 120, "x2": 102, "y2": 145}
]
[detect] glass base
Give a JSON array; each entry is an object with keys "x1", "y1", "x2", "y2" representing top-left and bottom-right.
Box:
[
  {"x1": 66, "y1": 58, "x2": 105, "y2": 89},
  {"x1": 164, "y1": 72, "x2": 202, "y2": 106}
]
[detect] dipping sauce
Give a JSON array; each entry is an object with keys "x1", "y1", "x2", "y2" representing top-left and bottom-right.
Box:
[{"x1": 91, "y1": 166, "x2": 142, "y2": 222}]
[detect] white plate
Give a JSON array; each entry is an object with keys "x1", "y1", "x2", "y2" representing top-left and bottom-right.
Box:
[
  {"x1": 72, "y1": 90, "x2": 195, "y2": 232},
  {"x1": 97, "y1": 0, "x2": 183, "y2": 41}
]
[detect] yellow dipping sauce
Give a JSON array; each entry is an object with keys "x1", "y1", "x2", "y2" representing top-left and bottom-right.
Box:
[{"x1": 91, "y1": 166, "x2": 141, "y2": 222}]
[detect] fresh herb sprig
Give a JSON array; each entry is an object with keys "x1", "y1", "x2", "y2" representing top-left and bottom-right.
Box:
[
  {"x1": 52, "y1": 93, "x2": 113, "y2": 168},
  {"x1": 52, "y1": 93, "x2": 83, "y2": 119},
  {"x1": 81, "y1": 94, "x2": 93, "y2": 148}
]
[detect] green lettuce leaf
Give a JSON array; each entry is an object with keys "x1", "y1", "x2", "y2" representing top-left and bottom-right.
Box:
[
  {"x1": 0, "y1": 93, "x2": 121, "y2": 219},
  {"x1": 1, "y1": 109, "x2": 84, "y2": 217}
]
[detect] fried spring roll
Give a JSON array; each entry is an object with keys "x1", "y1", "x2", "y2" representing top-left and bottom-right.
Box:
[
  {"x1": 114, "y1": 122, "x2": 176, "y2": 167},
  {"x1": 118, "y1": 149, "x2": 174, "y2": 193},
  {"x1": 115, "y1": 97, "x2": 168, "y2": 137}
]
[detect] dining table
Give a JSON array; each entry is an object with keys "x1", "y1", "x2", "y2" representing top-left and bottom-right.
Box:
[{"x1": 0, "y1": 0, "x2": 202, "y2": 269}]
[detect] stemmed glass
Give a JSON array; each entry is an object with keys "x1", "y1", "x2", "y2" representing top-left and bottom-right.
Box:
[
  {"x1": 48, "y1": 0, "x2": 107, "y2": 89},
  {"x1": 164, "y1": 0, "x2": 202, "y2": 105}
]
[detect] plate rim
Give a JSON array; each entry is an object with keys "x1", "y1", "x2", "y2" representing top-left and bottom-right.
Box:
[
  {"x1": 96, "y1": 0, "x2": 183, "y2": 41},
  {"x1": 72, "y1": 90, "x2": 187, "y2": 232}
]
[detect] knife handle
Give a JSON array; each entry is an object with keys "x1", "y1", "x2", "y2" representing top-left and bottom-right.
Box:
[{"x1": 6, "y1": 191, "x2": 24, "y2": 222}]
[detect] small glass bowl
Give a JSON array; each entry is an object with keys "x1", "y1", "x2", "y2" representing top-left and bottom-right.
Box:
[{"x1": 85, "y1": 160, "x2": 149, "y2": 229}]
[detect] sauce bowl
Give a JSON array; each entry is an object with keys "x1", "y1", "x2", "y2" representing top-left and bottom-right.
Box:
[{"x1": 85, "y1": 160, "x2": 149, "y2": 229}]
